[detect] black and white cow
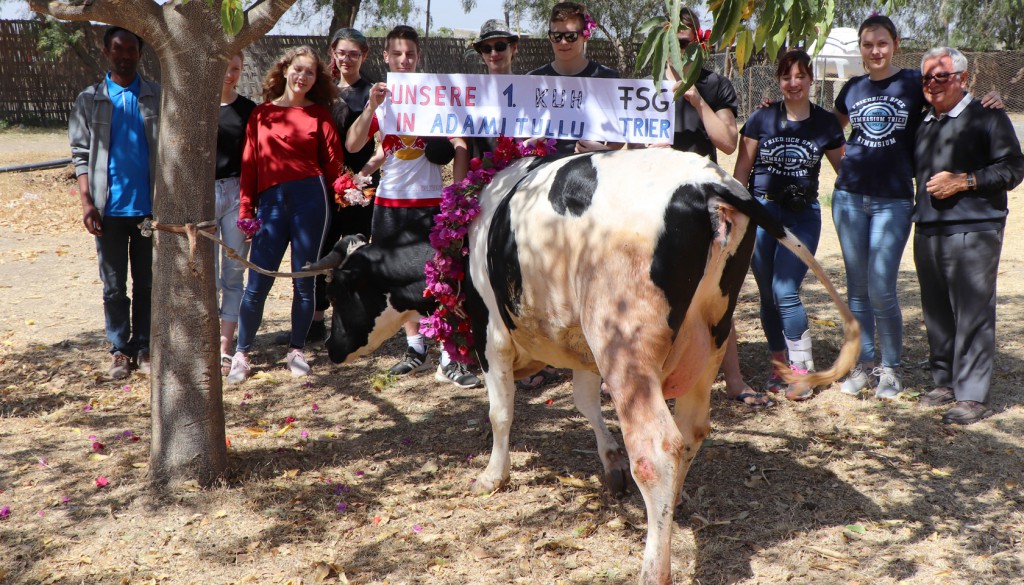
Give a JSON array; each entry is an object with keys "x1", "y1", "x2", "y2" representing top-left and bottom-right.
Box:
[{"x1": 311, "y1": 148, "x2": 859, "y2": 584}]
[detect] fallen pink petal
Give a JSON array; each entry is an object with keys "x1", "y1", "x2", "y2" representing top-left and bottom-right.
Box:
[
  {"x1": 300, "y1": 430, "x2": 309, "y2": 439},
  {"x1": 38, "y1": 458, "x2": 48, "y2": 467},
  {"x1": 311, "y1": 403, "x2": 319, "y2": 412},
  {"x1": 95, "y1": 477, "x2": 109, "y2": 488},
  {"x1": 91, "y1": 442, "x2": 105, "y2": 452},
  {"x1": 0, "y1": 506, "x2": 10, "y2": 518},
  {"x1": 412, "y1": 525, "x2": 423, "y2": 533},
  {"x1": 61, "y1": 496, "x2": 70, "y2": 504},
  {"x1": 83, "y1": 404, "x2": 92, "y2": 411},
  {"x1": 336, "y1": 501, "x2": 347, "y2": 512},
  {"x1": 123, "y1": 385, "x2": 131, "y2": 392}
]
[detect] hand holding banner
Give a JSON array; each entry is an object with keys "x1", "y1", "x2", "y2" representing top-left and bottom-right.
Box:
[{"x1": 379, "y1": 72, "x2": 676, "y2": 145}]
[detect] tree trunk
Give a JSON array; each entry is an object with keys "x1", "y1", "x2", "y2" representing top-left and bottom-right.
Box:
[
  {"x1": 328, "y1": 0, "x2": 361, "y2": 32},
  {"x1": 144, "y1": 10, "x2": 232, "y2": 487}
]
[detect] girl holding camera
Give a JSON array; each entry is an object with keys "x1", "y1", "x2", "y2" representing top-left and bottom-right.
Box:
[{"x1": 732, "y1": 49, "x2": 845, "y2": 400}]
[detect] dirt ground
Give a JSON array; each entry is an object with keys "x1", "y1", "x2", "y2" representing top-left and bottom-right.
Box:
[{"x1": 1, "y1": 128, "x2": 1022, "y2": 585}]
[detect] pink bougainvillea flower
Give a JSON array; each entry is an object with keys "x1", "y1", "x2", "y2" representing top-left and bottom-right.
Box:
[
  {"x1": 356, "y1": 470, "x2": 365, "y2": 477},
  {"x1": 95, "y1": 477, "x2": 109, "y2": 488},
  {"x1": 83, "y1": 404, "x2": 93, "y2": 411},
  {"x1": 37, "y1": 510, "x2": 45, "y2": 517},
  {"x1": 121, "y1": 430, "x2": 133, "y2": 438},
  {"x1": 412, "y1": 525, "x2": 423, "y2": 533},
  {"x1": 88, "y1": 435, "x2": 97, "y2": 440},
  {"x1": 0, "y1": 506, "x2": 10, "y2": 518},
  {"x1": 336, "y1": 501, "x2": 348, "y2": 512},
  {"x1": 123, "y1": 385, "x2": 131, "y2": 392},
  {"x1": 91, "y1": 442, "x2": 105, "y2": 452},
  {"x1": 284, "y1": 416, "x2": 296, "y2": 424},
  {"x1": 300, "y1": 430, "x2": 309, "y2": 439},
  {"x1": 311, "y1": 403, "x2": 319, "y2": 412},
  {"x1": 38, "y1": 458, "x2": 48, "y2": 467},
  {"x1": 60, "y1": 496, "x2": 70, "y2": 504},
  {"x1": 244, "y1": 393, "x2": 252, "y2": 400}
]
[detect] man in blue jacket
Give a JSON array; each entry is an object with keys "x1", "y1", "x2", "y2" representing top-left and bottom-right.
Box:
[
  {"x1": 913, "y1": 47, "x2": 1024, "y2": 424},
  {"x1": 69, "y1": 26, "x2": 160, "y2": 379}
]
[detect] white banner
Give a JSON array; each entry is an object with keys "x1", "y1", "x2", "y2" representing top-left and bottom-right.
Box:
[{"x1": 378, "y1": 72, "x2": 676, "y2": 144}]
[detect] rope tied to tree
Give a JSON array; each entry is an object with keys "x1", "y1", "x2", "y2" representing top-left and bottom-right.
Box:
[{"x1": 138, "y1": 218, "x2": 333, "y2": 279}]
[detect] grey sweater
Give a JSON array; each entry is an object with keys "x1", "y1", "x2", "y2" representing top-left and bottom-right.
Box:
[{"x1": 913, "y1": 94, "x2": 1024, "y2": 235}]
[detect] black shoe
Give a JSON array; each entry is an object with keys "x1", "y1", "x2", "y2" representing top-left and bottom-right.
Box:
[
  {"x1": 435, "y1": 362, "x2": 482, "y2": 389},
  {"x1": 942, "y1": 401, "x2": 994, "y2": 425},
  {"x1": 387, "y1": 347, "x2": 431, "y2": 376},
  {"x1": 274, "y1": 320, "x2": 327, "y2": 346}
]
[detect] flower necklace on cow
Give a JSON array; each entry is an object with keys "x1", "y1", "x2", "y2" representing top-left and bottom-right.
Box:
[{"x1": 421, "y1": 136, "x2": 557, "y2": 363}]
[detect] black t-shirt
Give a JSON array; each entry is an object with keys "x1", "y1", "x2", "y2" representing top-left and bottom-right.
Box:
[
  {"x1": 527, "y1": 59, "x2": 620, "y2": 155},
  {"x1": 336, "y1": 78, "x2": 378, "y2": 182},
  {"x1": 216, "y1": 95, "x2": 257, "y2": 179},
  {"x1": 740, "y1": 102, "x2": 845, "y2": 198},
  {"x1": 672, "y1": 68, "x2": 739, "y2": 163}
]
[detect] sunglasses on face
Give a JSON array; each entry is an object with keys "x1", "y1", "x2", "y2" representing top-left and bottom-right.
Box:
[
  {"x1": 922, "y1": 71, "x2": 963, "y2": 85},
  {"x1": 547, "y1": 30, "x2": 581, "y2": 43},
  {"x1": 477, "y1": 41, "x2": 509, "y2": 54}
]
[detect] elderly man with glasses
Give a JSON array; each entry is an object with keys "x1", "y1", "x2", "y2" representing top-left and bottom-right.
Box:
[{"x1": 912, "y1": 47, "x2": 1024, "y2": 425}]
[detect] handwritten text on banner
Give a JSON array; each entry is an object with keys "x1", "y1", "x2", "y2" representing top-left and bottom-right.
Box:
[{"x1": 379, "y1": 72, "x2": 676, "y2": 144}]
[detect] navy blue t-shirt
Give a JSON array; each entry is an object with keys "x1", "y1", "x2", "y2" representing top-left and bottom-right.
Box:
[
  {"x1": 740, "y1": 102, "x2": 845, "y2": 199},
  {"x1": 834, "y1": 68, "x2": 925, "y2": 199}
]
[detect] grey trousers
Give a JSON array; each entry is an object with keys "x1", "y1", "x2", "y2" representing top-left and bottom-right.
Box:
[{"x1": 913, "y1": 228, "x2": 1003, "y2": 403}]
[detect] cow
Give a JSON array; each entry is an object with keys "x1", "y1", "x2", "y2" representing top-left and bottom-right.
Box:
[{"x1": 310, "y1": 148, "x2": 859, "y2": 584}]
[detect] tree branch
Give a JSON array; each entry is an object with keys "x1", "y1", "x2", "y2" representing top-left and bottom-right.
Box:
[
  {"x1": 230, "y1": 0, "x2": 299, "y2": 50},
  {"x1": 29, "y1": 0, "x2": 164, "y2": 40}
]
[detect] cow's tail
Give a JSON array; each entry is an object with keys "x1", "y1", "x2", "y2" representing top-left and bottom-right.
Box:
[{"x1": 708, "y1": 180, "x2": 860, "y2": 389}]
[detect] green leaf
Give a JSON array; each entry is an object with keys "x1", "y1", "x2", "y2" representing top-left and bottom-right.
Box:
[
  {"x1": 709, "y1": 0, "x2": 738, "y2": 47},
  {"x1": 720, "y1": 0, "x2": 747, "y2": 49},
  {"x1": 651, "y1": 33, "x2": 668, "y2": 88},
  {"x1": 768, "y1": 20, "x2": 789, "y2": 60},
  {"x1": 221, "y1": 0, "x2": 244, "y2": 36},
  {"x1": 637, "y1": 15, "x2": 668, "y2": 35},
  {"x1": 736, "y1": 29, "x2": 754, "y2": 72},
  {"x1": 634, "y1": 26, "x2": 664, "y2": 76},
  {"x1": 674, "y1": 43, "x2": 704, "y2": 100},
  {"x1": 845, "y1": 524, "x2": 867, "y2": 534}
]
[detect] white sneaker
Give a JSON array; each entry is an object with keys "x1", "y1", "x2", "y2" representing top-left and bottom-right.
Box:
[
  {"x1": 840, "y1": 362, "x2": 873, "y2": 395},
  {"x1": 286, "y1": 348, "x2": 311, "y2": 377},
  {"x1": 873, "y1": 366, "x2": 902, "y2": 400},
  {"x1": 226, "y1": 352, "x2": 251, "y2": 384}
]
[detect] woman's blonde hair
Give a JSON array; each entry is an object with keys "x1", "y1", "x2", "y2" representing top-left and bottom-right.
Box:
[{"x1": 261, "y1": 45, "x2": 339, "y2": 107}]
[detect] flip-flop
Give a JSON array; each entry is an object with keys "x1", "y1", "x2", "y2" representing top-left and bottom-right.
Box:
[
  {"x1": 732, "y1": 390, "x2": 775, "y2": 409},
  {"x1": 516, "y1": 368, "x2": 561, "y2": 390}
]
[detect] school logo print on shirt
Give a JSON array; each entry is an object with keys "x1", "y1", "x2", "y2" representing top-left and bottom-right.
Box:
[
  {"x1": 759, "y1": 137, "x2": 818, "y2": 178},
  {"x1": 849, "y1": 96, "x2": 909, "y2": 147},
  {"x1": 383, "y1": 135, "x2": 426, "y2": 160}
]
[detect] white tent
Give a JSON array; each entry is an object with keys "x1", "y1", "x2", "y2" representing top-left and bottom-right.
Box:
[{"x1": 811, "y1": 27, "x2": 863, "y2": 80}]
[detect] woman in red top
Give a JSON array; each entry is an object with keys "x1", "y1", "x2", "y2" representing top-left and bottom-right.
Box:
[{"x1": 227, "y1": 46, "x2": 345, "y2": 383}]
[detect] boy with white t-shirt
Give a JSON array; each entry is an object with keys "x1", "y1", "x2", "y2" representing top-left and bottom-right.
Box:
[{"x1": 346, "y1": 25, "x2": 480, "y2": 389}]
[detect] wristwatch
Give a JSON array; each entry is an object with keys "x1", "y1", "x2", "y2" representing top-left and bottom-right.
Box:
[{"x1": 966, "y1": 173, "x2": 977, "y2": 190}]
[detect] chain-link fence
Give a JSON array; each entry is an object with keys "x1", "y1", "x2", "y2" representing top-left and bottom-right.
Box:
[{"x1": 706, "y1": 50, "x2": 1024, "y2": 123}]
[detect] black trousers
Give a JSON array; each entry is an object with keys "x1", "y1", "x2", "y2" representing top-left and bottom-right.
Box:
[{"x1": 913, "y1": 228, "x2": 1003, "y2": 403}]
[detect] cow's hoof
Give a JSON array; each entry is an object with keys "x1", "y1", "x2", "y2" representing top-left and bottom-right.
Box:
[
  {"x1": 470, "y1": 475, "x2": 505, "y2": 495},
  {"x1": 606, "y1": 468, "x2": 630, "y2": 498}
]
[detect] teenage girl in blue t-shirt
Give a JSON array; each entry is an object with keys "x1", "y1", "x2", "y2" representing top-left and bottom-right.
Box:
[
  {"x1": 832, "y1": 15, "x2": 1001, "y2": 400},
  {"x1": 733, "y1": 50, "x2": 845, "y2": 401}
]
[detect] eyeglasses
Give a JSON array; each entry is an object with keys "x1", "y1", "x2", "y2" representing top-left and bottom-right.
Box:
[
  {"x1": 333, "y1": 50, "x2": 364, "y2": 61},
  {"x1": 922, "y1": 71, "x2": 963, "y2": 85},
  {"x1": 477, "y1": 41, "x2": 509, "y2": 54},
  {"x1": 547, "y1": 30, "x2": 581, "y2": 44}
]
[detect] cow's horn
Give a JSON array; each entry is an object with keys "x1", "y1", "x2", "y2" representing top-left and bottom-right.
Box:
[{"x1": 303, "y1": 234, "x2": 368, "y2": 271}]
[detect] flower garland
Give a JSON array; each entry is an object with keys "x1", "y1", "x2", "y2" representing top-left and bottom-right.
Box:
[
  {"x1": 582, "y1": 13, "x2": 598, "y2": 40},
  {"x1": 333, "y1": 167, "x2": 375, "y2": 207},
  {"x1": 421, "y1": 136, "x2": 557, "y2": 363},
  {"x1": 236, "y1": 217, "x2": 262, "y2": 239}
]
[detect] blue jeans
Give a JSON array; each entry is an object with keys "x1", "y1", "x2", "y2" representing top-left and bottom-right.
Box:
[
  {"x1": 95, "y1": 215, "x2": 152, "y2": 356},
  {"x1": 214, "y1": 177, "x2": 249, "y2": 322},
  {"x1": 751, "y1": 199, "x2": 821, "y2": 353},
  {"x1": 831, "y1": 190, "x2": 913, "y2": 367},
  {"x1": 236, "y1": 176, "x2": 330, "y2": 352}
]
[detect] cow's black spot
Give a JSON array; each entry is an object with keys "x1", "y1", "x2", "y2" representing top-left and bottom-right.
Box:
[
  {"x1": 709, "y1": 207, "x2": 757, "y2": 348},
  {"x1": 463, "y1": 264, "x2": 489, "y2": 373},
  {"x1": 548, "y1": 154, "x2": 599, "y2": 217},
  {"x1": 650, "y1": 183, "x2": 714, "y2": 336},
  {"x1": 325, "y1": 260, "x2": 390, "y2": 363},
  {"x1": 487, "y1": 185, "x2": 524, "y2": 330}
]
